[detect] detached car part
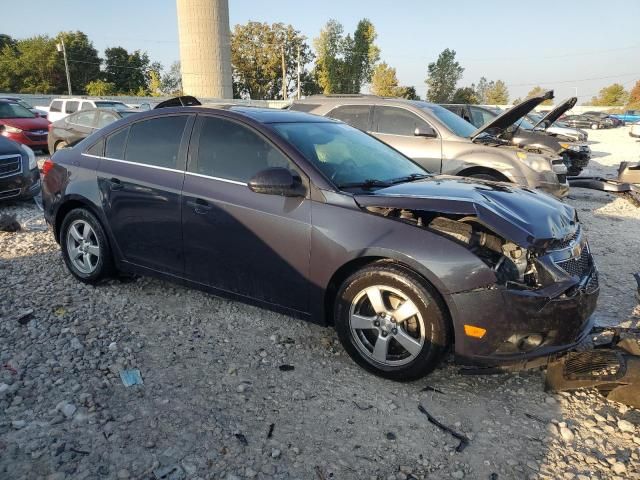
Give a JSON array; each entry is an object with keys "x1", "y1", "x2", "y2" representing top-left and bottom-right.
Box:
[{"x1": 618, "y1": 162, "x2": 640, "y2": 184}]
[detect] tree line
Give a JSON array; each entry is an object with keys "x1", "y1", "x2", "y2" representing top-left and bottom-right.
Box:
[{"x1": 1, "y1": 25, "x2": 639, "y2": 109}]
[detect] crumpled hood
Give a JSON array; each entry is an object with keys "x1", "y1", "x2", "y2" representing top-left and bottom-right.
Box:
[
  {"x1": 354, "y1": 176, "x2": 577, "y2": 248},
  {"x1": 532, "y1": 97, "x2": 577, "y2": 129}
]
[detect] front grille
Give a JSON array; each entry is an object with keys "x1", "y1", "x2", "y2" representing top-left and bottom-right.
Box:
[
  {"x1": 585, "y1": 270, "x2": 599, "y2": 293},
  {"x1": 0, "y1": 188, "x2": 21, "y2": 199},
  {"x1": 556, "y1": 247, "x2": 591, "y2": 277},
  {"x1": 0, "y1": 154, "x2": 22, "y2": 178},
  {"x1": 24, "y1": 130, "x2": 47, "y2": 141},
  {"x1": 562, "y1": 350, "x2": 624, "y2": 381},
  {"x1": 548, "y1": 225, "x2": 580, "y2": 250}
]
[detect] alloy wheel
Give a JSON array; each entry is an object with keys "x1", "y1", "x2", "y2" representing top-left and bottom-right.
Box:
[{"x1": 66, "y1": 219, "x2": 100, "y2": 274}]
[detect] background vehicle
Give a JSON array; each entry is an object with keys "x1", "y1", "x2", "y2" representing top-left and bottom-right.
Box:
[
  {"x1": 0, "y1": 99, "x2": 50, "y2": 152},
  {"x1": 0, "y1": 136, "x2": 40, "y2": 201},
  {"x1": 612, "y1": 109, "x2": 640, "y2": 123},
  {"x1": 443, "y1": 96, "x2": 591, "y2": 176},
  {"x1": 290, "y1": 95, "x2": 569, "y2": 197},
  {"x1": 527, "y1": 112, "x2": 588, "y2": 142},
  {"x1": 41, "y1": 106, "x2": 598, "y2": 380},
  {"x1": 583, "y1": 111, "x2": 623, "y2": 127},
  {"x1": 48, "y1": 108, "x2": 138, "y2": 153},
  {"x1": 43, "y1": 98, "x2": 131, "y2": 122},
  {"x1": 560, "y1": 114, "x2": 609, "y2": 130},
  {"x1": 0, "y1": 97, "x2": 48, "y2": 117}
]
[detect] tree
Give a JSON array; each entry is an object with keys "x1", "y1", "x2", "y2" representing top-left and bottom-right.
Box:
[
  {"x1": 395, "y1": 86, "x2": 420, "y2": 100},
  {"x1": 589, "y1": 83, "x2": 629, "y2": 106},
  {"x1": 485, "y1": 80, "x2": 509, "y2": 104},
  {"x1": 86, "y1": 79, "x2": 116, "y2": 96},
  {"x1": 231, "y1": 22, "x2": 314, "y2": 99},
  {"x1": 526, "y1": 86, "x2": 553, "y2": 105},
  {"x1": 57, "y1": 31, "x2": 101, "y2": 94},
  {"x1": 425, "y1": 49, "x2": 464, "y2": 103},
  {"x1": 451, "y1": 87, "x2": 478, "y2": 104},
  {"x1": 0, "y1": 34, "x2": 15, "y2": 51},
  {"x1": 313, "y1": 19, "x2": 380, "y2": 94},
  {"x1": 148, "y1": 70, "x2": 162, "y2": 97},
  {"x1": 627, "y1": 80, "x2": 640, "y2": 109},
  {"x1": 161, "y1": 61, "x2": 182, "y2": 95},
  {"x1": 474, "y1": 77, "x2": 489, "y2": 103},
  {"x1": 0, "y1": 35, "x2": 62, "y2": 93},
  {"x1": 370, "y1": 62, "x2": 399, "y2": 96},
  {"x1": 104, "y1": 47, "x2": 150, "y2": 94}
]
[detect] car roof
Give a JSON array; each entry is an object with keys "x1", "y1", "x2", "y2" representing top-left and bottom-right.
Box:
[
  {"x1": 149, "y1": 105, "x2": 335, "y2": 124},
  {"x1": 292, "y1": 94, "x2": 421, "y2": 106}
]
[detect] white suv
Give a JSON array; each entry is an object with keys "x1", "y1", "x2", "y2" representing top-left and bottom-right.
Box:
[{"x1": 44, "y1": 98, "x2": 130, "y2": 122}]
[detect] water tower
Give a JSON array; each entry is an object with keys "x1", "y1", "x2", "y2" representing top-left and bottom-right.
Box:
[{"x1": 176, "y1": 0, "x2": 233, "y2": 98}]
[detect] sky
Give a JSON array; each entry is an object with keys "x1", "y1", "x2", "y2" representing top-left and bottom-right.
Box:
[{"x1": 4, "y1": 0, "x2": 640, "y2": 102}]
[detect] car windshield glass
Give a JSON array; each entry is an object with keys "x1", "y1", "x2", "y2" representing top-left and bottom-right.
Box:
[
  {"x1": 413, "y1": 103, "x2": 476, "y2": 137},
  {"x1": 513, "y1": 116, "x2": 536, "y2": 130},
  {"x1": 0, "y1": 102, "x2": 35, "y2": 119},
  {"x1": 16, "y1": 100, "x2": 33, "y2": 110},
  {"x1": 94, "y1": 101, "x2": 129, "y2": 111},
  {"x1": 271, "y1": 122, "x2": 427, "y2": 188},
  {"x1": 528, "y1": 113, "x2": 543, "y2": 124}
]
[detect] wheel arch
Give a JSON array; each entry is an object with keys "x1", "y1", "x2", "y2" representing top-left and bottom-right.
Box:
[
  {"x1": 54, "y1": 196, "x2": 105, "y2": 244},
  {"x1": 456, "y1": 166, "x2": 510, "y2": 182}
]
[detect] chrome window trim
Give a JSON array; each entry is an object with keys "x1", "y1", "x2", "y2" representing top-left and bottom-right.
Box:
[
  {"x1": 82, "y1": 153, "x2": 183, "y2": 174},
  {"x1": 185, "y1": 171, "x2": 247, "y2": 186}
]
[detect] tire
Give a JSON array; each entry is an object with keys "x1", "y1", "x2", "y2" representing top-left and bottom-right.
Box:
[
  {"x1": 54, "y1": 141, "x2": 68, "y2": 152},
  {"x1": 591, "y1": 123, "x2": 599, "y2": 130},
  {"x1": 468, "y1": 173, "x2": 502, "y2": 182},
  {"x1": 334, "y1": 263, "x2": 450, "y2": 381},
  {"x1": 60, "y1": 208, "x2": 114, "y2": 284}
]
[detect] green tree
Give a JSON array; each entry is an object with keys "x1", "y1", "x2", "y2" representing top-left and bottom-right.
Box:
[
  {"x1": 485, "y1": 80, "x2": 509, "y2": 104},
  {"x1": 627, "y1": 80, "x2": 640, "y2": 109},
  {"x1": 589, "y1": 83, "x2": 629, "y2": 106},
  {"x1": 85, "y1": 79, "x2": 116, "y2": 96},
  {"x1": 473, "y1": 77, "x2": 489, "y2": 103},
  {"x1": 313, "y1": 19, "x2": 344, "y2": 94},
  {"x1": 395, "y1": 86, "x2": 420, "y2": 100},
  {"x1": 341, "y1": 19, "x2": 380, "y2": 93},
  {"x1": 370, "y1": 62, "x2": 399, "y2": 96},
  {"x1": 161, "y1": 61, "x2": 182, "y2": 95},
  {"x1": 148, "y1": 70, "x2": 162, "y2": 97},
  {"x1": 0, "y1": 35, "x2": 62, "y2": 93},
  {"x1": 104, "y1": 47, "x2": 150, "y2": 94},
  {"x1": 425, "y1": 48, "x2": 464, "y2": 103},
  {"x1": 57, "y1": 31, "x2": 101, "y2": 94},
  {"x1": 0, "y1": 34, "x2": 15, "y2": 51},
  {"x1": 526, "y1": 86, "x2": 553, "y2": 105},
  {"x1": 451, "y1": 87, "x2": 478, "y2": 104}
]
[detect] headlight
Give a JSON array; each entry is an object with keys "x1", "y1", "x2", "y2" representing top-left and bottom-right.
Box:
[
  {"x1": 516, "y1": 151, "x2": 552, "y2": 172},
  {"x1": 2, "y1": 125, "x2": 23, "y2": 134},
  {"x1": 21, "y1": 145, "x2": 37, "y2": 170},
  {"x1": 559, "y1": 143, "x2": 581, "y2": 152}
]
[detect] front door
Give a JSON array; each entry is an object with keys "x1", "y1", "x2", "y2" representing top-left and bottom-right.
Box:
[
  {"x1": 97, "y1": 114, "x2": 192, "y2": 276},
  {"x1": 181, "y1": 115, "x2": 311, "y2": 313},
  {"x1": 372, "y1": 105, "x2": 443, "y2": 173}
]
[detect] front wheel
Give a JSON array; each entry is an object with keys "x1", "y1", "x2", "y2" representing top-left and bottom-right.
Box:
[
  {"x1": 591, "y1": 123, "x2": 599, "y2": 130},
  {"x1": 334, "y1": 263, "x2": 450, "y2": 381},
  {"x1": 60, "y1": 208, "x2": 114, "y2": 284}
]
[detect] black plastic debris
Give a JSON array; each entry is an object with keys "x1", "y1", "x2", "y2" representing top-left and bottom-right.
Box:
[
  {"x1": 0, "y1": 214, "x2": 21, "y2": 232},
  {"x1": 234, "y1": 432, "x2": 248, "y2": 446},
  {"x1": 385, "y1": 432, "x2": 396, "y2": 440},
  {"x1": 267, "y1": 423, "x2": 275, "y2": 438},
  {"x1": 278, "y1": 364, "x2": 295, "y2": 371},
  {"x1": 16, "y1": 309, "x2": 34, "y2": 325},
  {"x1": 153, "y1": 464, "x2": 186, "y2": 480},
  {"x1": 421, "y1": 385, "x2": 444, "y2": 394},
  {"x1": 418, "y1": 404, "x2": 470, "y2": 452}
]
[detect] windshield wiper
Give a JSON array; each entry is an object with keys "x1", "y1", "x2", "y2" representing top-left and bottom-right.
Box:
[
  {"x1": 388, "y1": 173, "x2": 430, "y2": 185},
  {"x1": 337, "y1": 178, "x2": 391, "y2": 190}
]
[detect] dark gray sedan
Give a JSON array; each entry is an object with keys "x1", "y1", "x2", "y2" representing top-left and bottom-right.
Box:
[{"x1": 41, "y1": 106, "x2": 598, "y2": 380}]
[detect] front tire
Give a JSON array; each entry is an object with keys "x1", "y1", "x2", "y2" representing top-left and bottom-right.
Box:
[
  {"x1": 60, "y1": 208, "x2": 114, "y2": 284},
  {"x1": 334, "y1": 263, "x2": 450, "y2": 381},
  {"x1": 591, "y1": 123, "x2": 599, "y2": 130}
]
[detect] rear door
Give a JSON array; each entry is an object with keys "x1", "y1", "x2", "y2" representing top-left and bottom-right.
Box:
[
  {"x1": 325, "y1": 105, "x2": 372, "y2": 131},
  {"x1": 372, "y1": 105, "x2": 443, "y2": 173},
  {"x1": 96, "y1": 114, "x2": 193, "y2": 276},
  {"x1": 181, "y1": 114, "x2": 311, "y2": 313},
  {"x1": 66, "y1": 110, "x2": 97, "y2": 145}
]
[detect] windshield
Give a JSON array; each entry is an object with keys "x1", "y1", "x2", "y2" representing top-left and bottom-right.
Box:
[
  {"x1": 271, "y1": 122, "x2": 427, "y2": 188},
  {"x1": 94, "y1": 101, "x2": 129, "y2": 111},
  {"x1": 0, "y1": 102, "x2": 35, "y2": 119},
  {"x1": 513, "y1": 116, "x2": 536, "y2": 130},
  {"x1": 413, "y1": 102, "x2": 476, "y2": 138}
]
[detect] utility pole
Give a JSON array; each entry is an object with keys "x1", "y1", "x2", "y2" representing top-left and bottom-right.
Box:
[
  {"x1": 281, "y1": 45, "x2": 287, "y2": 100},
  {"x1": 57, "y1": 38, "x2": 72, "y2": 96},
  {"x1": 296, "y1": 44, "x2": 301, "y2": 100}
]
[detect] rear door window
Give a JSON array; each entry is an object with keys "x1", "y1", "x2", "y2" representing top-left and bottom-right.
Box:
[
  {"x1": 374, "y1": 106, "x2": 430, "y2": 136},
  {"x1": 192, "y1": 116, "x2": 295, "y2": 182},
  {"x1": 97, "y1": 111, "x2": 119, "y2": 128},
  {"x1": 86, "y1": 138, "x2": 105, "y2": 156},
  {"x1": 105, "y1": 128, "x2": 129, "y2": 159},
  {"x1": 50, "y1": 101, "x2": 63, "y2": 113},
  {"x1": 124, "y1": 116, "x2": 189, "y2": 169},
  {"x1": 327, "y1": 105, "x2": 372, "y2": 131},
  {"x1": 65, "y1": 101, "x2": 79, "y2": 114}
]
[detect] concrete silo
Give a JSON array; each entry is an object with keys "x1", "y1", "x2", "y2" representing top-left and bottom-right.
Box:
[{"x1": 176, "y1": 0, "x2": 233, "y2": 98}]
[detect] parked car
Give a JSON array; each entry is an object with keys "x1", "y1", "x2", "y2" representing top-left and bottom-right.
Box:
[
  {"x1": 443, "y1": 95, "x2": 591, "y2": 176},
  {"x1": 0, "y1": 136, "x2": 40, "y2": 201},
  {"x1": 43, "y1": 98, "x2": 131, "y2": 122},
  {"x1": 41, "y1": 106, "x2": 599, "y2": 380},
  {"x1": 290, "y1": 95, "x2": 569, "y2": 198},
  {"x1": 48, "y1": 108, "x2": 139, "y2": 153},
  {"x1": 582, "y1": 111, "x2": 623, "y2": 127},
  {"x1": 0, "y1": 97, "x2": 48, "y2": 117},
  {"x1": 560, "y1": 114, "x2": 609, "y2": 130},
  {"x1": 0, "y1": 99, "x2": 50, "y2": 152},
  {"x1": 612, "y1": 109, "x2": 640, "y2": 124},
  {"x1": 527, "y1": 112, "x2": 588, "y2": 142},
  {"x1": 630, "y1": 122, "x2": 640, "y2": 139}
]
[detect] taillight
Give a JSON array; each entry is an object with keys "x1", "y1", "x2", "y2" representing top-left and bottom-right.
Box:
[{"x1": 42, "y1": 158, "x2": 55, "y2": 176}]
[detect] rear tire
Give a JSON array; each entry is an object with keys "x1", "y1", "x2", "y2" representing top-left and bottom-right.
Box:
[
  {"x1": 334, "y1": 263, "x2": 450, "y2": 381},
  {"x1": 60, "y1": 208, "x2": 114, "y2": 284}
]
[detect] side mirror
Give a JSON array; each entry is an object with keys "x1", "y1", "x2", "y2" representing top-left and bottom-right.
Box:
[
  {"x1": 248, "y1": 167, "x2": 305, "y2": 197},
  {"x1": 414, "y1": 126, "x2": 437, "y2": 138}
]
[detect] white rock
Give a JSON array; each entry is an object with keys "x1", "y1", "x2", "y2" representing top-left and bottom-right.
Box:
[
  {"x1": 11, "y1": 420, "x2": 26, "y2": 429},
  {"x1": 611, "y1": 462, "x2": 626, "y2": 475},
  {"x1": 108, "y1": 342, "x2": 118, "y2": 351},
  {"x1": 451, "y1": 471, "x2": 464, "y2": 479},
  {"x1": 617, "y1": 419, "x2": 635, "y2": 433},
  {"x1": 559, "y1": 426, "x2": 574, "y2": 443}
]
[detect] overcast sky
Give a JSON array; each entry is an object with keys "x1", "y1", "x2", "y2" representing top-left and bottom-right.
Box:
[{"x1": 5, "y1": 0, "x2": 640, "y2": 102}]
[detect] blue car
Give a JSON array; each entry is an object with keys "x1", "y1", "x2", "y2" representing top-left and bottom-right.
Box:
[{"x1": 612, "y1": 110, "x2": 640, "y2": 124}]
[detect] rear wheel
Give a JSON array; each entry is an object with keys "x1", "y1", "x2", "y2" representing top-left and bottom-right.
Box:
[
  {"x1": 54, "y1": 141, "x2": 68, "y2": 152},
  {"x1": 60, "y1": 208, "x2": 114, "y2": 284},
  {"x1": 334, "y1": 263, "x2": 450, "y2": 380}
]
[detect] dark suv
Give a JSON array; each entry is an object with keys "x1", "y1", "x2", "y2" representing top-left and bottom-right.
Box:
[
  {"x1": 0, "y1": 136, "x2": 41, "y2": 201},
  {"x1": 42, "y1": 106, "x2": 598, "y2": 380}
]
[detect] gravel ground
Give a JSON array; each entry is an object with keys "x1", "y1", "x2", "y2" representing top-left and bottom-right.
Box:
[{"x1": 1, "y1": 127, "x2": 639, "y2": 480}]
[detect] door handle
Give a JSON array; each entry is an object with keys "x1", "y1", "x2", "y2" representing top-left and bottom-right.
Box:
[
  {"x1": 187, "y1": 198, "x2": 212, "y2": 214},
  {"x1": 109, "y1": 177, "x2": 124, "y2": 190}
]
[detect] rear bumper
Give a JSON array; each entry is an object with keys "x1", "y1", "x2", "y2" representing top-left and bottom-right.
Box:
[{"x1": 449, "y1": 267, "x2": 599, "y2": 366}]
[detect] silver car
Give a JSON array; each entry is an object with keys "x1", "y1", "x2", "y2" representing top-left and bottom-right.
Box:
[{"x1": 290, "y1": 96, "x2": 569, "y2": 198}]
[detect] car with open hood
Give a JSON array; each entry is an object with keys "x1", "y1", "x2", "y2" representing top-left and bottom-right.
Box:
[
  {"x1": 442, "y1": 94, "x2": 591, "y2": 176},
  {"x1": 41, "y1": 106, "x2": 598, "y2": 380},
  {"x1": 290, "y1": 95, "x2": 569, "y2": 198},
  {"x1": 527, "y1": 106, "x2": 589, "y2": 143}
]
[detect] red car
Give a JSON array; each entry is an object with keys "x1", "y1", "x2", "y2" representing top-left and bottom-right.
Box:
[{"x1": 0, "y1": 99, "x2": 50, "y2": 152}]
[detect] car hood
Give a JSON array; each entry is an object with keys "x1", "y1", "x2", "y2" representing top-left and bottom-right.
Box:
[
  {"x1": 470, "y1": 90, "x2": 554, "y2": 141},
  {"x1": 532, "y1": 97, "x2": 577, "y2": 129},
  {"x1": 0, "y1": 116, "x2": 50, "y2": 130},
  {"x1": 0, "y1": 136, "x2": 22, "y2": 155},
  {"x1": 353, "y1": 176, "x2": 576, "y2": 249}
]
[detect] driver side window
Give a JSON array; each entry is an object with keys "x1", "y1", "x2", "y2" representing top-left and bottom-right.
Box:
[{"x1": 374, "y1": 106, "x2": 431, "y2": 136}]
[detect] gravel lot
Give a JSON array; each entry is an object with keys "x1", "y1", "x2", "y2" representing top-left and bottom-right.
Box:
[{"x1": 1, "y1": 127, "x2": 639, "y2": 480}]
